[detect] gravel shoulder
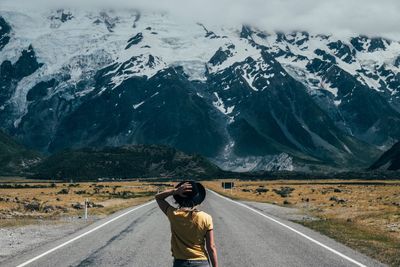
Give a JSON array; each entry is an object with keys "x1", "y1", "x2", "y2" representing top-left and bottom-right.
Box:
[{"x1": 0, "y1": 217, "x2": 95, "y2": 263}]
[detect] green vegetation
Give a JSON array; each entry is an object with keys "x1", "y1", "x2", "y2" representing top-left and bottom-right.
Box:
[
  {"x1": 1, "y1": 129, "x2": 399, "y2": 181},
  {"x1": 30, "y1": 145, "x2": 222, "y2": 180},
  {"x1": 0, "y1": 183, "x2": 55, "y2": 189},
  {"x1": 300, "y1": 219, "x2": 400, "y2": 267}
]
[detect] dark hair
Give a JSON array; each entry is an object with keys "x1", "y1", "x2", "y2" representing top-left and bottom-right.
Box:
[
  {"x1": 173, "y1": 181, "x2": 206, "y2": 208},
  {"x1": 178, "y1": 197, "x2": 196, "y2": 208}
]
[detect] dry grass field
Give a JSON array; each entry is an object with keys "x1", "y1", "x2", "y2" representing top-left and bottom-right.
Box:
[
  {"x1": 0, "y1": 181, "x2": 172, "y2": 227},
  {"x1": 1, "y1": 178, "x2": 399, "y2": 265},
  {"x1": 205, "y1": 180, "x2": 400, "y2": 266}
]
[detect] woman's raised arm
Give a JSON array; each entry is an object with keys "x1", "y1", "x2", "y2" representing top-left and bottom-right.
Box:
[{"x1": 155, "y1": 182, "x2": 192, "y2": 214}]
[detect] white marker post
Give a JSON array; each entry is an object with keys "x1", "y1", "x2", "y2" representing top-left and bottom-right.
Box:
[{"x1": 84, "y1": 198, "x2": 88, "y2": 220}]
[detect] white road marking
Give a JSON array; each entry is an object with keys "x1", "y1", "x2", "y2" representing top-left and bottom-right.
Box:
[
  {"x1": 16, "y1": 200, "x2": 155, "y2": 267},
  {"x1": 209, "y1": 190, "x2": 368, "y2": 267}
]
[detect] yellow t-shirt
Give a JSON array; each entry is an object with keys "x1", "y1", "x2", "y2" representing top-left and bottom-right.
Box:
[{"x1": 166, "y1": 206, "x2": 213, "y2": 260}]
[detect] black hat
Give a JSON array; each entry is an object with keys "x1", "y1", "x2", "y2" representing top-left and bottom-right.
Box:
[{"x1": 173, "y1": 181, "x2": 206, "y2": 207}]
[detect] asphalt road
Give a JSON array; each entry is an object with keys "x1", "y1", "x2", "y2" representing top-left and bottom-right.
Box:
[{"x1": 4, "y1": 190, "x2": 385, "y2": 267}]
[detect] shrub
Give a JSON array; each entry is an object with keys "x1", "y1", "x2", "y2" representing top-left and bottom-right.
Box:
[
  {"x1": 43, "y1": 205, "x2": 55, "y2": 213},
  {"x1": 329, "y1": 196, "x2": 347, "y2": 204},
  {"x1": 112, "y1": 191, "x2": 136, "y2": 199},
  {"x1": 57, "y1": 188, "x2": 69, "y2": 194},
  {"x1": 255, "y1": 188, "x2": 269, "y2": 193},
  {"x1": 24, "y1": 201, "x2": 41, "y2": 211},
  {"x1": 72, "y1": 202, "x2": 84, "y2": 209},
  {"x1": 273, "y1": 187, "x2": 295, "y2": 197}
]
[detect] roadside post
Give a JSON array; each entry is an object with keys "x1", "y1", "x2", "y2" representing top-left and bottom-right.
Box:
[
  {"x1": 84, "y1": 198, "x2": 88, "y2": 220},
  {"x1": 221, "y1": 182, "x2": 234, "y2": 194}
]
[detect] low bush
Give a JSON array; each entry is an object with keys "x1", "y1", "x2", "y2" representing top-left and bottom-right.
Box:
[
  {"x1": 57, "y1": 188, "x2": 69, "y2": 195},
  {"x1": 273, "y1": 187, "x2": 295, "y2": 197}
]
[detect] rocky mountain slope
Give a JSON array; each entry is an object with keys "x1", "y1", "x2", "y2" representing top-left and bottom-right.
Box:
[
  {"x1": 1, "y1": 5, "x2": 399, "y2": 171},
  {"x1": 369, "y1": 142, "x2": 400, "y2": 171},
  {"x1": 0, "y1": 130, "x2": 41, "y2": 175}
]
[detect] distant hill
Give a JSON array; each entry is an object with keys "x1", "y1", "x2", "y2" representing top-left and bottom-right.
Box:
[
  {"x1": 369, "y1": 142, "x2": 400, "y2": 171},
  {"x1": 0, "y1": 130, "x2": 42, "y2": 175},
  {"x1": 30, "y1": 145, "x2": 222, "y2": 180}
]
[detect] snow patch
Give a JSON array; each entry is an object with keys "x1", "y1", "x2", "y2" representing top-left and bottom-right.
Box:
[
  {"x1": 132, "y1": 101, "x2": 145, "y2": 109},
  {"x1": 212, "y1": 92, "x2": 234, "y2": 115}
]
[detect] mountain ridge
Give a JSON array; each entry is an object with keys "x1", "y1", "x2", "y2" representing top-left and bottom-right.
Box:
[
  {"x1": 369, "y1": 141, "x2": 400, "y2": 171},
  {"x1": 1, "y1": 7, "x2": 399, "y2": 171}
]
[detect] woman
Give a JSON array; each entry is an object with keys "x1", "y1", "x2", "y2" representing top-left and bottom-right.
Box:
[{"x1": 155, "y1": 181, "x2": 218, "y2": 267}]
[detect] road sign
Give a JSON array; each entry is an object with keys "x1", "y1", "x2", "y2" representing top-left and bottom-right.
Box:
[{"x1": 222, "y1": 182, "x2": 234, "y2": 189}]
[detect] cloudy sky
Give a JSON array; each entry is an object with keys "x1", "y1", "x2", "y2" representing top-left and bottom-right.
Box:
[{"x1": 2, "y1": 0, "x2": 400, "y2": 39}]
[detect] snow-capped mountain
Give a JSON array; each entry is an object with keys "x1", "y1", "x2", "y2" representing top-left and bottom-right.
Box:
[{"x1": 1, "y1": 6, "x2": 399, "y2": 171}]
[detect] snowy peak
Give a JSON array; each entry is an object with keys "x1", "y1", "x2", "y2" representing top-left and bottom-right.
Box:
[
  {"x1": 49, "y1": 9, "x2": 74, "y2": 28},
  {"x1": 327, "y1": 40, "x2": 356, "y2": 63},
  {"x1": 105, "y1": 54, "x2": 166, "y2": 90},
  {"x1": 1, "y1": 7, "x2": 400, "y2": 171},
  {"x1": 350, "y1": 36, "x2": 390, "y2": 53},
  {"x1": 125, "y1": 32, "x2": 143, "y2": 49},
  {"x1": 208, "y1": 43, "x2": 235, "y2": 68}
]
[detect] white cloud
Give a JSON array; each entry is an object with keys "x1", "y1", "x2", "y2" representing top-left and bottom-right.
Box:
[{"x1": 2, "y1": 0, "x2": 400, "y2": 39}]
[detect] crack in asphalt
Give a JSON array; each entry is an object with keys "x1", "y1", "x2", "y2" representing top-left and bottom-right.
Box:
[{"x1": 73, "y1": 207, "x2": 157, "y2": 267}]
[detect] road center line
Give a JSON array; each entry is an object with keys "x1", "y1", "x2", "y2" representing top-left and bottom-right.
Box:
[
  {"x1": 209, "y1": 190, "x2": 367, "y2": 267},
  {"x1": 16, "y1": 200, "x2": 155, "y2": 267}
]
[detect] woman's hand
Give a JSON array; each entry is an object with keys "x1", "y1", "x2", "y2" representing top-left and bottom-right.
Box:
[
  {"x1": 155, "y1": 182, "x2": 192, "y2": 215},
  {"x1": 174, "y1": 182, "x2": 192, "y2": 197}
]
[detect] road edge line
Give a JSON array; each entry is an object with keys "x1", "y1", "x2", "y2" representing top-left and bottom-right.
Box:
[
  {"x1": 15, "y1": 200, "x2": 155, "y2": 267},
  {"x1": 209, "y1": 189, "x2": 368, "y2": 267}
]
